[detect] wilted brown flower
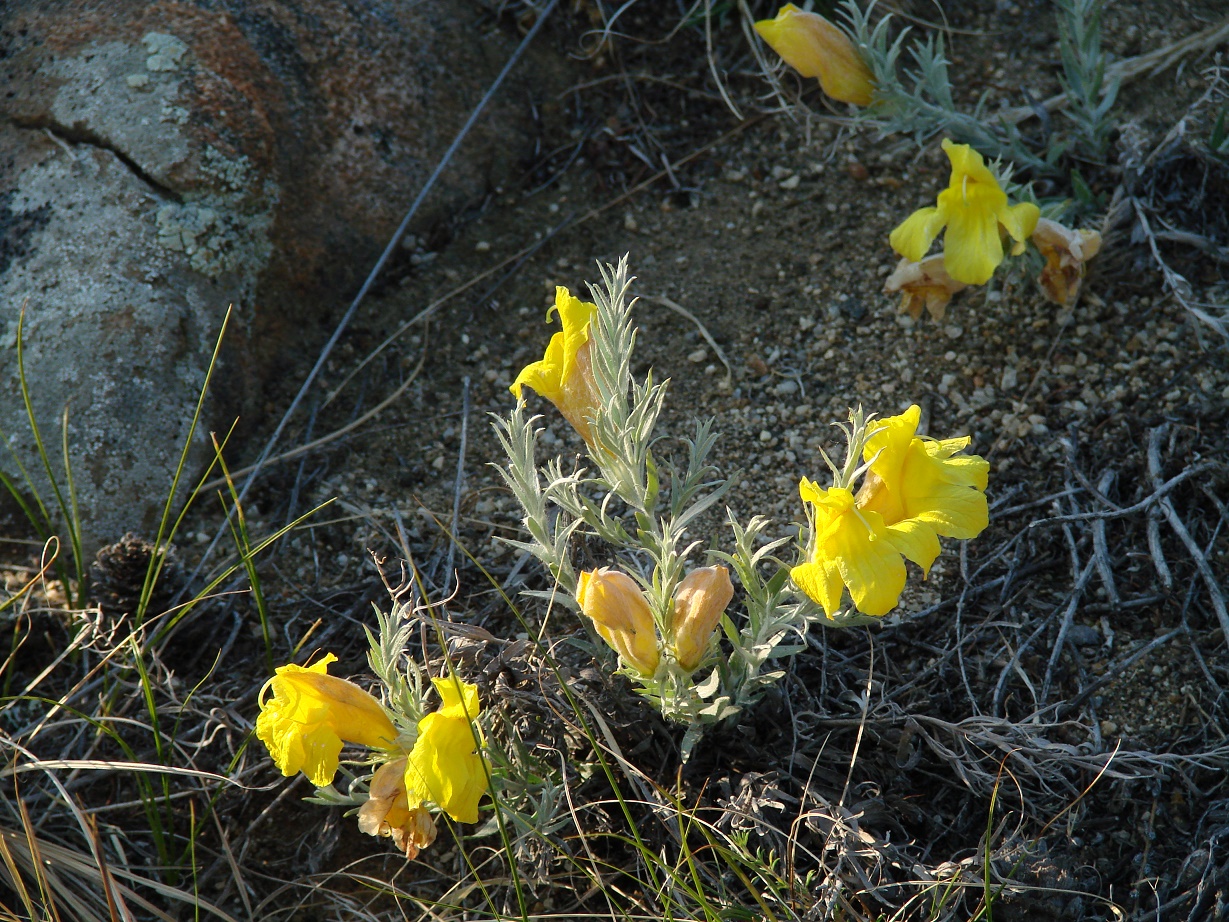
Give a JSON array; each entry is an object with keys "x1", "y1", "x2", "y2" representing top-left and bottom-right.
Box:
[
  {"x1": 358, "y1": 758, "x2": 439, "y2": 860},
  {"x1": 1032, "y1": 217, "x2": 1102, "y2": 307},
  {"x1": 883, "y1": 254, "x2": 968, "y2": 321}
]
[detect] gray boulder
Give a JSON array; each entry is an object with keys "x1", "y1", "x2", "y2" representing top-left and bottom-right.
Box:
[{"x1": 0, "y1": 0, "x2": 556, "y2": 552}]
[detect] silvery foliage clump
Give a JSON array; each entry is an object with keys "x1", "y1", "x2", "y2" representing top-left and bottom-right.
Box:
[
  {"x1": 1053, "y1": 0, "x2": 1119, "y2": 160},
  {"x1": 837, "y1": 0, "x2": 1118, "y2": 173},
  {"x1": 495, "y1": 256, "x2": 825, "y2": 757}
]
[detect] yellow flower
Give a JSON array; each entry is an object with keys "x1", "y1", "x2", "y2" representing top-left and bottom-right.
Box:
[
  {"x1": 857, "y1": 405, "x2": 989, "y2": 548},
  {"x1": 1031, "y1": 217, "x2": 1102, "y2": 307},
  {"x1": 510, "y1": 287, "x2": 600, "y2": 445},
  {"x1": 405, "y1": 676, "x2": 487, "y2": 824},
  {"x1": 576, "y1": 567, "x2": 661, "y2": 676},
  {"x1": 754, "y1": 4, "x2": 875, "y2": 106},
  {"x1": 890, "y1": 139, "x2": 1040, "y2": 285},
  {"x1": 883, "y1": 254, "x2": 968, "y2": 321},
  {"x1": 255, "y1": 653, "x2": 398, "y2": 787},
  {"x1": 357, "y1": 757, "x2": 439, "y2": 859},
  {"x1": 790, "y1": 481, "x2": 909, "y2": 617},
  {"x1": 671, "y1": 565, "x2": 735, "y2": 672}
]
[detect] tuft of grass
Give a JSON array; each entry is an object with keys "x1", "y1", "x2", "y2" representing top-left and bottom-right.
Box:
[{"x1": 0, "y1": 307, "x2": 332, "y2": 917}]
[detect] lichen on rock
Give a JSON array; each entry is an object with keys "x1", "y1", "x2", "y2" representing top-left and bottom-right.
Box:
[{"x1": 141, "y1": 32, "x2": 188, "y2": 73}]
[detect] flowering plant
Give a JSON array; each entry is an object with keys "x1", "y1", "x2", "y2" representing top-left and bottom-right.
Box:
[
  {"x1": 253, "y1": 589, "x2": 498, "y2": 859},
  {"x1": 497, "y1": 258, "x2": 989, "y2": 755},
  {"x1": 884, "y1": 139, "x2": 1102, "y2": 317}
]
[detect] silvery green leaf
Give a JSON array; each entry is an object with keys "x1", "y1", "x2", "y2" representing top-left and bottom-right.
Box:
[{"x1": 693, "y1": 667, "x2": 721, "y2": 698}]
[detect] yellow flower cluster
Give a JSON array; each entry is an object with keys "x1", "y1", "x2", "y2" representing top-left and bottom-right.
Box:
[
  {"x1": 890, "y1": 139, "x2": 1040, "y2": 287},
  {"x1": 576, "y1": 565, "x2": 735, "y2": 676},
  {"x1": 256, "y1": 656, "x2": 486, "y2": 859},
  {"x1": 791, "y1": 406, "x2": 989, "y2": 618},
  {"x1": 886, "y1": 140, "x2": 1102, "y2": 318}
]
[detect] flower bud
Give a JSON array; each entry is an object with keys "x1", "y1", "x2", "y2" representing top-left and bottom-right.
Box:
[
  {"x1": 255, "y1": 653, "x2": 398, "y2": 787},
  {"x1": 576, "y1": 568, "x2": 660, "y2": 676},
  {"x1": 671, "y1": 566, "x2": 734, "y2": 672},
  {"x1": 754, "y1": 4, "x2": 875, "y2": 106},
  {"x1": 358, "y1": 758, "x2": 439, "y2": 860}
]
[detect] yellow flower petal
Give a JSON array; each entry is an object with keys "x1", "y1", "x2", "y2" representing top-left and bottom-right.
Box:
[
  {"x1": 860, "y1": 406, "x2": 989, "y2": 540},
  {"x1": 406, "y1": 708, "x2": 487, "y2": 824},
  {"x1": 906, "y1": 479, "x2": 988, "y2": 539},
  {"x1": 927, "y1": 442, "x2": 990, "y2": 491},
  {"x1": 998, "y1": 200, "x2": 1040, "y2": 247},
  {"x1": 827, "y1": 506, "x2": 907, "y2": 616},
  {"x1": 885, "y1": 517, "x2": 941, "y2": 574},
  {"x1": 859, "y1": 406, "x2": 919, "y2": 524},
  {"x1": 433, "y1": 675, "x2": 481, "y2": 722},
  {"x1": 295, "y1": 724, "x2": 346, "y2": 788},
  {"x1": 790, "y1": 559, "x2": 843, "y2": 617},
  {"x1": 405, "y1": 677, "x2": 486, "y2": 825},
  {"x1": 941, "y1": 138, "x2": 998, "y2": 188},
  {"x1": 938, "y1": 184, "x2": 1005, "y2": 285},
  {"x1": 793, "y1": 485, "x2": 907, "y2": 617},
  {"x1": 552, "y1": 287, "x2": 598, "y2": 383},
  {"x1": 798, "y1": 476, "x2": 825, "y2": 506},
  {"x1": 510, "y1": 331, "x2": 567, "y2": 405},
  {"x1": 889, "y1": 206, "x2": 947, "y2": 263}
]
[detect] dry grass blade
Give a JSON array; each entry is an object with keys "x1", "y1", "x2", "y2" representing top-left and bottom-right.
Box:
[
  {"x1": 0, "y1": 827, "x2": 242, "y2": 922},
  {"x1": 1148, "y1": 426, "x2": 1229, "y2": 643}
]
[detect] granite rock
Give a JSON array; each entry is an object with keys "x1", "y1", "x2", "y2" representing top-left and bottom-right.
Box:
[{"x1": 0, "y1": 0, "x2": 556, "y2": 551}]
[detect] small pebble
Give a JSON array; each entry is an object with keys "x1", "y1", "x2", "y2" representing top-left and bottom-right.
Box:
[{"x1": 1068, "y1": 624, "x2": 1101, "y2": 647}]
